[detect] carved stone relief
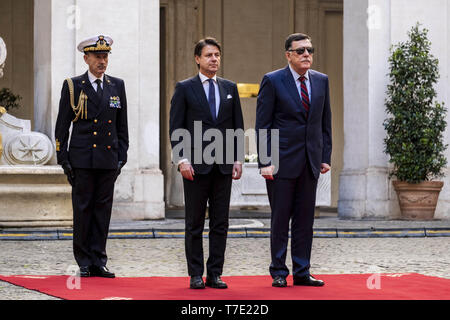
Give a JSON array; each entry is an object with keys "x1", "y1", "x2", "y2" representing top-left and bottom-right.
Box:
[{"x1": 0, "y1": 110, "x2": 54, "y2": 166}]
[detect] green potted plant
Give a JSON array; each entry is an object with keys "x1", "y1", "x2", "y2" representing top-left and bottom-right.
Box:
[
  {"x1": 0, "y1": 88, "x2": 21, "y2": 160},
  {"x1": 384, "y1": 23, "x2": 447, "y2": 220},
  {"x1": 0, "y1": 87, "x2": 22, "y2": 112}
]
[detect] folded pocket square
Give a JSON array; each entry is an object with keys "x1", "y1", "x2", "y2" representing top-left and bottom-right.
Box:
[{"x1": 227, "y1": 94, "x2": 233, "y2": 99}]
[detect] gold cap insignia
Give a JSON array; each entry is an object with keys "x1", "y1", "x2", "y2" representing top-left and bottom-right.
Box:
[{"x1": 77, "y1": 35, "x2": 113, "y2": 53}]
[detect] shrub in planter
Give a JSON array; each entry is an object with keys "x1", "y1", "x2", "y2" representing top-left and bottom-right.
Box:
[
  {"x1": 0, "y1": 87, "x2": 22, "y2": 112},
  {"x1": 383, "y1": 23, "x2": 447, "y2": 219}
]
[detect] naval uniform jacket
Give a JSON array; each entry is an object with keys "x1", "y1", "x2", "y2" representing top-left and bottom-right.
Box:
[{"x1": 55, "y1": 71, "x2": 129, "y2": 169}]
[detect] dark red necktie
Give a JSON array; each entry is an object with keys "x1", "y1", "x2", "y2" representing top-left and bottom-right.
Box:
[{"x1": 299, "y1": 75, "x2": 310, "y2": 114}]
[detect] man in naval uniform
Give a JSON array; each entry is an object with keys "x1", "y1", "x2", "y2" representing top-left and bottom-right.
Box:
[{"x1": 55, "y1": 35, "x2": 129, "y2": 278}]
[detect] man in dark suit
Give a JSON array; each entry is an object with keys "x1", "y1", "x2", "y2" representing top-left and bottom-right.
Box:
[
  {"x1": 256, "y1": 33, "x2": 332, "y2": 287},
  {"x1": 170, "y1": 37, "x2": 244, "y2": 289},
  {"x1": 55, "y1": 35, "x2": 129, "y2": 278}
]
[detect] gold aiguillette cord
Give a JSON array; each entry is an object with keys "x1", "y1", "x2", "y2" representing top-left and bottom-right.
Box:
[{"x1": 66, "y1": 78, "x2": 88, "y2": 122}]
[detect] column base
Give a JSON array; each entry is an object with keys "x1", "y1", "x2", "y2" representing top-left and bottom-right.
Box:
[
  {"x1": 338, "y1": 167, "x2": 401, "y2": 219},
  {"x1": 112, "y1": 168, "x2": 165, "y2": 220}
]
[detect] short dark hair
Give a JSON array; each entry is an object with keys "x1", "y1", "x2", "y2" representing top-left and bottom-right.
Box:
[
  {"x1": 285, "y1": 33, "x2": 311, "y2": 51},
  {"x1": 194, "y1": 37, "x2": 222, "y2": 57}
]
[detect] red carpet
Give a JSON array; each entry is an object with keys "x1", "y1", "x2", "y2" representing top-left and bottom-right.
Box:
[{"x1": 0, "y1": 273, "x2": 449, "y2": 300}]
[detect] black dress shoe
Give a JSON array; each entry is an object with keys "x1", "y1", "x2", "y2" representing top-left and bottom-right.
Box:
[
  {"x1": 190, "y1": 276, "x2": 205, "y2": 289},
  {"x1": 78, "y1": 266, "x2": 90, "y2": 277},
  {"x1": 205, "y1": 276, "x2": 228, "y2": 289},
  {"x1": 293, "y1": 275, "x2": 324, "y2": 287},
  {"x1": 272, "y1": 276, "x2": 287, "y2": 287},
  {"x1": 90, "y1": 266, "x2": 115, "y2": 278}
]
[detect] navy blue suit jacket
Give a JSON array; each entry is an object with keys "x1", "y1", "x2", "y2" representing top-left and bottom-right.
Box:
[
  {"x1": 255, "y1": 66, "x2": 332, "y2": 179},
  {"x1": 169, "y1": 75, "x2": 244, "y2": 175}
]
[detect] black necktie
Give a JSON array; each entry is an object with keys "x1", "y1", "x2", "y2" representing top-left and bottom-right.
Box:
[
  {"x1": 207, "y1": 78, "x2": 217, "y2": 121},
  {"x1": 95, "y1": 79, "x2": 103, "y2": 98}
]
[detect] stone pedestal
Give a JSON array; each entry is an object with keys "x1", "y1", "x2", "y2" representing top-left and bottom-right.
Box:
[
  {"x1": 113, "y1": 168, "x2": 164, "y2": 220},
  {"x1": 0, "y1": 166, "x2": 72, "y2": 227},
  {"x1": 230, "y1": 162, "x2": 268, "y2": 208},
  {"x1": 230, "y1": 163, "x2": 331, "y2": 214}
]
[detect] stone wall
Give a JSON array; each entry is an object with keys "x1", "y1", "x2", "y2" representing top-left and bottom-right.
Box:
[{"x1": 340, "y1": 0, "x2": 450, "y2": 219}]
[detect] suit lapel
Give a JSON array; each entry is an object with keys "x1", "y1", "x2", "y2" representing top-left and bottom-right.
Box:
[
  {"x1": 281, "y1": 66, "x2": 307, "y2": 120},
  {"x1": 216, "y1": 78, "x2": 227, "y2": 123},
  {"x1": 94, "y1": 74, "x2": 113, "y2": 117},
  {"x1": 190, "y1": 76, "x2": 215, "y2": 123},
  {"x1": 80, "y1": 72, "x2": 101, "y2": 108},
  {"x1": 308, "y1": 70, "x2": 318, "y2": 118}
]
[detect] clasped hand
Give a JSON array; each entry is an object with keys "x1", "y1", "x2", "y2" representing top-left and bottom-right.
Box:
[{"x1": 260, "y1": 163, "x2": 330, "y2": 180}]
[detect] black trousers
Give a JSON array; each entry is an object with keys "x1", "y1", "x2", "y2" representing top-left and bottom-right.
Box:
[
  {"x1": 266, "y1": 162, "x2": 318, "y2": 278},
  {"x1": 72, "y1": 168, "x2": 117, "y2": 267},
  {"x1": 182, "y1": 165, "x2": 233, "y2": 277}
]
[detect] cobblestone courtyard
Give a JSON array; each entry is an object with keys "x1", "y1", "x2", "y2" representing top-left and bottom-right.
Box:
[{"x1": 1, "y1": 237, "x2": 449, "y2": 299}]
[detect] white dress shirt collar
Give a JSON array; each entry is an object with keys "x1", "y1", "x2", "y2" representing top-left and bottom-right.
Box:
[
  {"x1": 198, "y1": 72, "x2": 217, "y2": 83},
  {"x1": 288, "y1": 64, "x2": 309, "y2": 81},
  {"x1": 87, "y1": 70, "x2": 104, "y2": 84}
]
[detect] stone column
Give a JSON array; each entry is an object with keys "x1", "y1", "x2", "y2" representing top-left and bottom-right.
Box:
[
  {"x1": 339, "y1": 0, "x2": 394, "y2": 219},
  {"x1": 34, "y1": 0, "x2": 76, "y2": 155},
  {"x1": 340, "y1": 0, "x2": 450, "y2": 219}
]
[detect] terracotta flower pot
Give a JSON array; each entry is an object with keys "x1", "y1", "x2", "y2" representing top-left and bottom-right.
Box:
[{"x1": 393, "y1": 180, "x2": 444, "y2": 220}]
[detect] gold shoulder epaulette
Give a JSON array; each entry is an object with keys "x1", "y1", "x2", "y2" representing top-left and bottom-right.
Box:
[{"x1": 66, "y1": 78, "x2": 88, "y2": 122}]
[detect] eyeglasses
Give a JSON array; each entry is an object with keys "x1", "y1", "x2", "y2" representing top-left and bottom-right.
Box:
[{"x1": 288, "y1": 47, "x2": 315, "y2": 55}]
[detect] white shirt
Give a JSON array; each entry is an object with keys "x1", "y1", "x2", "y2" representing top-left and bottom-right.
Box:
[
  {"x1": 289, "y1": 65, "x2": 311, "y2": 103},
  {"x1": 87, "y1": 70, "x2": 104, "y2": 91},
  {"x1": 198, "y1": 72, "x2": 220, "y2": 118}
]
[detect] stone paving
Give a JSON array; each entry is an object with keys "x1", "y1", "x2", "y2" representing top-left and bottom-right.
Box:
[
  {"x1": 3, "y1": 215, "x2": 450, "y2": 239},
  {"x1": 1, "y1": 213, "x2": 450, "y2": 299},
  {"x1": 1, "y1": 235, "x2": 449, "y2": 299}
]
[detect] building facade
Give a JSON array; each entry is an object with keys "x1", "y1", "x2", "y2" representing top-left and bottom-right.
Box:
[{"x1": 0, "y1": 0, "x2": 449, "y2": 221}]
